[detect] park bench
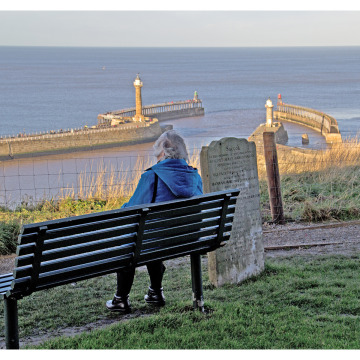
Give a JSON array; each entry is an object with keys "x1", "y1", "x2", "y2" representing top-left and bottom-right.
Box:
[{"x1": 0, "y1": 189, "x2": 239, "y2": 349}]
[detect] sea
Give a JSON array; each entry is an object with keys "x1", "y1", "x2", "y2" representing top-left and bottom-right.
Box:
[{"x1": 0, "y1": 46, "x2": 359, "y2": 207}]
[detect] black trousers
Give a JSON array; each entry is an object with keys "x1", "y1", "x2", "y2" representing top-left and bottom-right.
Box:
[{"x1": 116, "y1": 261, "x2": 166, "y2": 297}]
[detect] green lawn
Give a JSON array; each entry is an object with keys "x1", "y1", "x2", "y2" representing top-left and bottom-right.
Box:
[{"x1": 1, "y1": 254, "x2": 359, "y2": 349}]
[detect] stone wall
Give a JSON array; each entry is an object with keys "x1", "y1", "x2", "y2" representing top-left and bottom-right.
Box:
[
  {"x1": 0, "y1": 121, "x2": 163, "y2": 160},
  {"x1": 248, "y1": 122, "x2": 288, "y2": 148}
]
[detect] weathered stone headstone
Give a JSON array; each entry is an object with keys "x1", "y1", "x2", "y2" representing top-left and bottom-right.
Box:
[{"x1": 200, "y1": 137, "x2": 264, "y2": 287}]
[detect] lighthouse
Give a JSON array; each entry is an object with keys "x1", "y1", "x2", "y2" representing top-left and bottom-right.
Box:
[
  {"x1": 133, "y1": 74, "x2": 144, "y2": 122},
  {"x1": 265, "y1": 97, "x2": 274, "y2": 127}
]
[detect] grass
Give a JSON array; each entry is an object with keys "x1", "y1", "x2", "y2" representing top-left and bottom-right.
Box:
[
  {"x1": 260, "y1": 165, "x2": 360, "y2": 222},
  {"x1": 0, "y1": 254, "x2": 359, "y2": 349},
  {"x1": 257, "y1": 136, "x2": 360, "y2": 222}
]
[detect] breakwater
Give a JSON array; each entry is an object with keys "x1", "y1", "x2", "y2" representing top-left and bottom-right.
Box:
[
  {"x1": 0, "y1": 121, "x2": 164, "y2": 161},
  {"x1": 274, "y1": 101, "x2": 342, "y2": 144},
  {"x1": 0, "y1": 99, "x2": 204, "y2": 161}
]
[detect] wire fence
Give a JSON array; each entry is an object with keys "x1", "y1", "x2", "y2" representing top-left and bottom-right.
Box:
[
  {"x1": 0, "y1": 136, "x2": 360, "y2": 224},
  {"x1": 259, "y1": 135, "x2": 360, "y2": 223},
  {"x1": 0, "y1": 146, "x2": 203, "y2": 210}
]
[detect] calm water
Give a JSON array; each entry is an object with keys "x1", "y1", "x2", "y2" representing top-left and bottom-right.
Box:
[{"x1": 0, "y1": 46, "x2": 359, "y2": 207}]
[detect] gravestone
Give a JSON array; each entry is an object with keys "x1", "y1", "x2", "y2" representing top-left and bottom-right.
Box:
[{"x1": 200, "y1": 137, "x2": 264, "y2": 287}]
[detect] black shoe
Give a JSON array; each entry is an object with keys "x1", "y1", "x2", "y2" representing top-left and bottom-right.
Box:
[
  {"x1": 106, "y1": 294, "x2": 131, "y2": 313},
  {"x1": 144, "y1": 287, "x2": 165, "y2": 306}
]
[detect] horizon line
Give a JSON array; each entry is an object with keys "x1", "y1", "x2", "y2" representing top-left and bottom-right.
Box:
[{"x1": 1, "y1": 45, "x2": 360, "y2": 48}]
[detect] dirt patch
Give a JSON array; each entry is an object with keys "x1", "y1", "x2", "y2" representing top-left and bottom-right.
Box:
[
  {"x1": 263, "y1": 220, "x2": 360, "y2": 258},
  {"x1": 0, "y1": 254, "x2": 15, "y2": 275}
]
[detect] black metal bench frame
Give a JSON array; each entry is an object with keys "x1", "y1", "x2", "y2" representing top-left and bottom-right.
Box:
[{"x1": 0, "y1": 189, "x2": 239, "y2": 349}]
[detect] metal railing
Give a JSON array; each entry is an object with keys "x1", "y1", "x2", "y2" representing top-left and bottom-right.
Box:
[
  {"x1": 275, "y1": 103, "x2": 340, "y2": 134},
  {"x1": 110, "y1": 100, "x2": 203, "y2": 118}
]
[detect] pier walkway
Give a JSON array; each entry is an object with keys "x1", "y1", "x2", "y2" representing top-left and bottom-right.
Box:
[
  {"x1": 98, "y1": 99, "x2": 204, "y2": 124},
  {"x1": 274, "y1": 99, "x2": 342, "y2": 144}
]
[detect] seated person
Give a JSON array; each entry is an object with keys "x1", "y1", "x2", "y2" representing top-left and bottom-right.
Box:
[{"x1": 106, "y1": 130, "x2": 203, "y2": 313}]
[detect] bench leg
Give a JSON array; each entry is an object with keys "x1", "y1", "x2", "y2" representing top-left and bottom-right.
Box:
[
  {"x1": 4, "y1": 297, "x2": 19, "y2": 349},
  {"x1": 190, "y1": 254, "x2": 204, "y2": 312}
]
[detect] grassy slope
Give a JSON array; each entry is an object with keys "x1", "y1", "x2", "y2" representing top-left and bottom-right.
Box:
[{"x1": 0, "y1": 254, "x2": 359, "y2": 349}]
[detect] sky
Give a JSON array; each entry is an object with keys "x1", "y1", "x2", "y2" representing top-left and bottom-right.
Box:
[{"x1": 1, "y1": 2, "x2": 360, "y2": 47}]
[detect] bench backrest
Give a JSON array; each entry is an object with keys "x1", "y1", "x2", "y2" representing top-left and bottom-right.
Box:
[{"x1": 5, "y1": 189, "x2": 239, "y2": 299}]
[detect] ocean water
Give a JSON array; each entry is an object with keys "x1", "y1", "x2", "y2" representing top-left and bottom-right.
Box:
[
  {"x1": 0, "y1": 46, "x2": 359, "y2": 206},
  {"x1": 0, "y1": 46, "x2": 359, "y2": 140}
]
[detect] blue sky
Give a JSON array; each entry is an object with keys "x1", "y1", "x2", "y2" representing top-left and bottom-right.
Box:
[{"x1": 1, "y1": 2, "x2": 360, "y2": 47}]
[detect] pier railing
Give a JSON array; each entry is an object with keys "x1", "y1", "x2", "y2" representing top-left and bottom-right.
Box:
[
  {"x1": 109, "y1": 99, "x2": 203, "y2": 118},
  {"x1": 274, "y1": 103, "x2": 342, "y2": 144},
  {"x1": 275, "y1": 103, "x2": 340, "y2": 134}
]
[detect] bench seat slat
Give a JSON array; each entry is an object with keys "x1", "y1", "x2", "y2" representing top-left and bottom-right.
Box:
[
  {"x1": 144, "y1": 206, "x2": 235, "y2": 231},
  {"x1": 143, "y1": 218, "x2": 219, "y2": 241},
  {"x1": 0, "y1": 273, "x2": 13, "y2": 283},
  {"x1": 16, "y1": 224, "x2": 138, "y2": 257},
  {"x1": 20, "y1": 207, "x2": 144, "y2": 235},
  {"x1": 36, "y1": 254, "x2": 133, "y2": 290},
  {"x1": 138, "y1": 235, "x2": 229, "y2": 265},
  {"x1": 11, "y1": 254, "x2": 133, "y2": 294},
  {"x1": 14, "y1": 244, "x2": 135, "y2": 279},
  {"x1": 143, "y1": 214, "x2": 234, "y2": 241},
  {"x1": 19, "y1": 214, "x2": 141, "y2": 245},
  {"x1": 146, "y1": 197, "x2": 237, "y2": 221},
  {"x1": 1, "y1": 286, "x2": 12, "y2": 296},
  {"x1": 16, "y1": 234, "x2": 137, "y2": 268},
  {"x1": 0, "y1": 274, "x2": 14, "y2": 298},
  {"x1": 145, "y1": 193, "x2": 238, "y2": 217},
  {"x1": 142, "y1": 223, "x2": 232, "y2": 251}
]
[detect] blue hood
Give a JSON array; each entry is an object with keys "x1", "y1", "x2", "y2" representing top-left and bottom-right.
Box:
[{"x1": 151, "y1": 159, "x2": 201, "y2": 198}]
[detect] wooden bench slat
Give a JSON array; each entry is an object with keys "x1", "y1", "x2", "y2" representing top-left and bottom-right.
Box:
[
  {"x1": 143, "y1": 214, "x2": 234, "y2": 241},
  {"x1": 141, "y1": 223, "x2": 233, "y2": 251},
  {"x1": 137, "y1": 235, "x2": 225, "y2": 265},
  {"x1": 36, "y1": 254, "x2": 133, "y2": 290},
  {"x1": 146, "y1": 197, "x2": 237, "y2": 221},
  {"x1": 0, "y1": 273, "x2": 13, "y2": 283},
  {"x1": 15, "y1": 234, "x2": 137, "y2": 268},
  {"x1": 143, "y1": 218, "x2": 219, "y2": 241},
  {"x1": 14, "y1": 244, "x2": 135, "y2": 279},
  {"x1": 16, "y1": 223, "x2": 138, "y2": 257},
  {"x1": 1, "y1": 287, "x2": 13, "y2": 299},
  {"x1": 19, "y1": 214, "x2": 141, "y2": 245},
  {"x1": 1, "y1": 281, "x2": 13, "y2": 292},
  {"x1": 20, "y1": 207, "x2": 143, "y2": 235},
  {"x1": 145, "y1": 192, "x2": 239, "y2": 215},
  {"x1": 144, "y1": 205, "x2": 235, "y2": 230},
  {"x1": 11, "y1": 254, "x2": 133, "y2": 294}
]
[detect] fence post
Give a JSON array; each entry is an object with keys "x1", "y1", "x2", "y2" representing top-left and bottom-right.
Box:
[{"x1": 263, "y1": 132, "x2": 285, "y2": 224}]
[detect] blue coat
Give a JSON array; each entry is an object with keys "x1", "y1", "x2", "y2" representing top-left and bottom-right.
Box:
[{"x1": 122, "y1": 159, "x2": 203, "y2": 208}]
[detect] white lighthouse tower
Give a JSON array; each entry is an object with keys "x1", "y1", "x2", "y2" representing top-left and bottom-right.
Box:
[{"x1": 265, "y1": 97, "x2": 274, "y2": 127}]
